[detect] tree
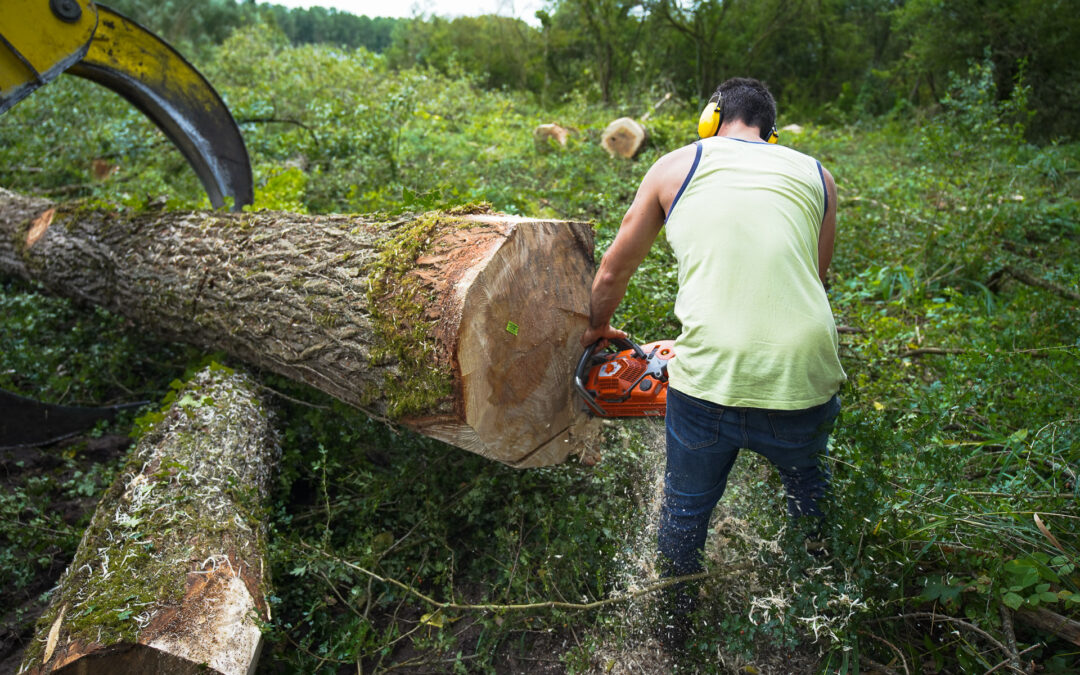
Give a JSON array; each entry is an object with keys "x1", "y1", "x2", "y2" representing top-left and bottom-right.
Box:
[
  {"x1": 895, "y1": 0, "x2": 1080, "y2": 139},
  {"x1": 0, "y1": 189, "x2": 599, "y2": 467},
  {"x1": 387, "y1": 15, "x2": 544, "y2": 93}
]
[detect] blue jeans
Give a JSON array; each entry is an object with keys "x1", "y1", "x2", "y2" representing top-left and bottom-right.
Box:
[{"x1": 657, "y1": 388, "x2": 840, "y2": 580}]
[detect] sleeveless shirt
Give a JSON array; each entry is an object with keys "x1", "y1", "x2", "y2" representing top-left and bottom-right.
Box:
[{"x1": 664, "y1": 136, "x2": 846, "y2": 409}]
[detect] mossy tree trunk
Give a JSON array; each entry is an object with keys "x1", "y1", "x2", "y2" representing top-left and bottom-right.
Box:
[
  {"x1": 0, "y1": 189, "x2": 599, "y2": 467},
  {"x1": 19, "y1": 366, "x2": 278, "y2": 675}
]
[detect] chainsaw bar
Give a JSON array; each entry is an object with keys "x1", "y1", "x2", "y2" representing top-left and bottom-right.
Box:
[{"x1": 574, "y1": 337, "x2": 675, "y2": 418}]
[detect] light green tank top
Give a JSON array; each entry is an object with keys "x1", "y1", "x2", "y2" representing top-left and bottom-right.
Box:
[{"x1": 664, "y1": 137, "x2": 846, "y2": 409}]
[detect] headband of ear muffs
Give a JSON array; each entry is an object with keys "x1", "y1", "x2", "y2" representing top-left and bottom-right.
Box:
[{"x1": 697, "y1": 91, "x2": 779, "y2": 143}]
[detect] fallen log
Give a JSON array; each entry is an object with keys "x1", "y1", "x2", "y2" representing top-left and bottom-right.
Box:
[
  {"x1": 533, "y1": 123, "x2": 570, "y2": 153},
  {"x1": 19, "y1": 366, "x2": 278, "y2": 675},
  {"x1": 0, "y1": 189, "x2": 598, "y2": 467},
  {"x1": 600, "y1": 117, "x2": 646, "y2": 159}
]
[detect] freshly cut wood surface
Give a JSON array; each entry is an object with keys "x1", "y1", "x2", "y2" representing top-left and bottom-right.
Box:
[
  {"x1": 533, "y1": 123, "x2": 569, "y2": 153},
  {"x1": 19, "y1": 367, "x2": 277, "y2": 675},
  {"x1": 0, "y1": 189, "x2": 599, "y2": 466},
  {"x1": 600, "y1": 117, "x2": 646, "y2": 158}
]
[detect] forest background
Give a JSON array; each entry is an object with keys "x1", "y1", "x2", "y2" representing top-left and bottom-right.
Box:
[{"x1": 1, "y1": 0, "x2": 1078, "y2": 673}]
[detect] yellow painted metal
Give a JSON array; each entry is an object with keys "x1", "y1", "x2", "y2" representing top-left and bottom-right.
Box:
[
  {"x1": 0, "y1": 0, "x2": 97, "y2": 107},
  {"x1": 0, "y1": 2, "x2": 252, "y2": 208},
  {"x1": 78, "y1": 7, "x2": 216, "y2": 117},
  {"x1": 66, "y1": 5, "x2": 253, "y2": 208}
]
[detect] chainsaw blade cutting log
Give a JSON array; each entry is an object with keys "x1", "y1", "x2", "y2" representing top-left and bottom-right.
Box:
[{"x1": 575, "y1": 337, "x2": 675, "y2": 418}]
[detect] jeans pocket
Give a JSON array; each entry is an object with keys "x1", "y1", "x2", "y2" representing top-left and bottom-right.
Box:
[
  {"x1": 667, "y1": 390, "x2": 722, "y2": 450},
  {"x1": 767, "y1": 396, "x2": 839, "y2": 444}
]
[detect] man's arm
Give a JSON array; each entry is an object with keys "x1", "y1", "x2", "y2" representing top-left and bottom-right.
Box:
[
  {"x1": 580, "y1": 163, "x2": 669, "y2": 347},
  {"x1": 818, "y1": 166, "x2": 838, "y2": 285}
]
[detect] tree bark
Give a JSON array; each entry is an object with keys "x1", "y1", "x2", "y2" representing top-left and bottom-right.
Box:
[
  {"x1": 0, "y1": 189, "x2": 599, "y2": 467},
  {"x1": 1016, "y1": 607, "x2": 1080, "y2": 647},
  {"x1": 19, "y1": 366, "x2": 277, "y2": 675}
]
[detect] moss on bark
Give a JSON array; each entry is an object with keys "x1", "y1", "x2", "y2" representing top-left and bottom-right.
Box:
[{"x1": 20, "y1": 364, "x2": 277, "y2": 673}]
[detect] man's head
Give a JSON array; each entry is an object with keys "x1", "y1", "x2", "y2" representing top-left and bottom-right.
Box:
[{"x1": 713, "y1": 77, "x2": 777, "y2": 137}]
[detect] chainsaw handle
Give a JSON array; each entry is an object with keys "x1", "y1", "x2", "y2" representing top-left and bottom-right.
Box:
[
  {"x1": 573, "y1": 337, "x2": 648, "y2": 417},
  {"x1": 590, "y1": 337, "x2": 646, "y2": 360}
]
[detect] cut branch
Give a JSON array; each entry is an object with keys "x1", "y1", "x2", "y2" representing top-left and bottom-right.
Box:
[
  {"x1": 0, "y1": 189, "x2": 599, "y2": 467},
  {"x1": 1016, "y1": 607, "x2": 1080, "y2": 647},
  {"x1": 1002, "y1": 266, "x2": 1080, "y2": 302},
  {"x1": 897, "y1": 347, "x2": 967, "y2": 358}
]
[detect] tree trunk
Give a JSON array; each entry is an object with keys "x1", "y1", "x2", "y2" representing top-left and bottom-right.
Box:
[
  {"x1": 0, "y1": 189, "x2": 599, "y2": 467},
  {"x1": 19, "y1": 366, "x2": 277, "y2": 675}
]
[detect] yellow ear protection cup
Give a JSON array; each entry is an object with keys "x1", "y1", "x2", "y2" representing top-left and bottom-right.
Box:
[
  {"x1": 697, "y1": 93, "x2": 723, "y2": 138},
  {"x1": 697, "y1": 91, "x2": 781, "y2": 143}
]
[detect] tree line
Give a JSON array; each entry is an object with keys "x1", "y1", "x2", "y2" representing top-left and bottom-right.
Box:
[{"x1": 103, "y1": 0, "x2": 1078, "y2": 140}]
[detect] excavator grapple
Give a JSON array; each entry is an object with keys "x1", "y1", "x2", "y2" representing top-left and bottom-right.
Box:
[
  {"x1": 0, "y1": 1, "x2": 254, "y2": 446},
  {"x1": 0, "y1": 0, "x2": 253, "y2": 210}
]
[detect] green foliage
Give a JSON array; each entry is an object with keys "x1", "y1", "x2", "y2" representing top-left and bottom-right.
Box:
[
  {"x1": 0, "y1": 279, "x2": 191, "y2": 404},
  {"x1": 261, "y1": 4, "x2": 401, "y2": 52},
  {"x1": 2, "y1": 20, "x2": 1079, "y2": 673},
  {"x1": 386, "y1": 15, "x2": 543, "y2": 93},
  {"x1": 255, "y1": 388, "x2": 652, "y2": 671}
]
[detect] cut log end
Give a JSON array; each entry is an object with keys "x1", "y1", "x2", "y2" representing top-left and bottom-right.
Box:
[
  {"x1": 533, "y1": 123, "x2": 569, "y2": 153},
  {"x1": 601, "y1": 117, "x2": 646, "y2": 159},
  {"x1": 20, "y1": 367, "x2": 277, "y2": 675},
  {"x1": 410, "y1": 214, "x2": 601, "y2": 467}
]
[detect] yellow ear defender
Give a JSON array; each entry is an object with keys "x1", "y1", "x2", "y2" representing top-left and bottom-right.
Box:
[
  {"x1": 697, "y1": 93, "x2": 723, "y2": 138},
  {"x1": 697, "y1": 92, "x2": 780, "y2": 143}
]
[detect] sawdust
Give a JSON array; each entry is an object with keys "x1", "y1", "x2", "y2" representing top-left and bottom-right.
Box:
[{"x1": 577, "y1": 418, "x2": 828, "y2": 674}]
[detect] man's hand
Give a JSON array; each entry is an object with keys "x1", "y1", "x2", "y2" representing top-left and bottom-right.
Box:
[{"x1": 580, "y1": 323, "x2": 628, "y2": 349}]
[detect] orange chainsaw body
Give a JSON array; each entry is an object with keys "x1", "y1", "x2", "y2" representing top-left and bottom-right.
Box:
[{"x1": 575, "y1": 339, "x2": 675, "y2": 417}]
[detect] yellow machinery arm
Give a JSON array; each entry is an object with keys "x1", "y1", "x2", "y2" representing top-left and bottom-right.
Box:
[{"x1": 0, "y1": 0, "x2": 253, "y2": 210}]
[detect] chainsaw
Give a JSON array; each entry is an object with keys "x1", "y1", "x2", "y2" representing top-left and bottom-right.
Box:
[{"x1": 574, "y1": 337, "x2": 675, "y2": 417}]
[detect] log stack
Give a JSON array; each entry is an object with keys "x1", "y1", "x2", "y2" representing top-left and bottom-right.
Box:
[
  {"x1": 0, "y1": 189, "x2": 600, "y2": 467},
  {"x1": 19, "y1": 366, "x2": 277, "y2": 675}
]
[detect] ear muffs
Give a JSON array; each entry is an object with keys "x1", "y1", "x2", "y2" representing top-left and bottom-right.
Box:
[
  {"x1": 697, "y1": 93, "x2": 723, "y2": 139},
  {"x1": 698, "y1": 91, "x2": 781, "y2": 144}
]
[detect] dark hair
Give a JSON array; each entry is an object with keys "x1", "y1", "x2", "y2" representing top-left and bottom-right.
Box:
[{"x1": 715, "y1": 78, "x2": 776, "y2": 134}]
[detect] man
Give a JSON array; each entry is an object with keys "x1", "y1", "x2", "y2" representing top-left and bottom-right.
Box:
[{"x1": 580, "y1": 77, "x2": 845, "y2": 650}]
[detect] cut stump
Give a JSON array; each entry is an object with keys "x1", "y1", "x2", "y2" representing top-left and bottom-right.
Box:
[
  {"x1": 533, "y1": 123, "x2": 569, "y2": 153},
  {"x1": 600, "y1": 117, "x2": 646, "y2": 159}
]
